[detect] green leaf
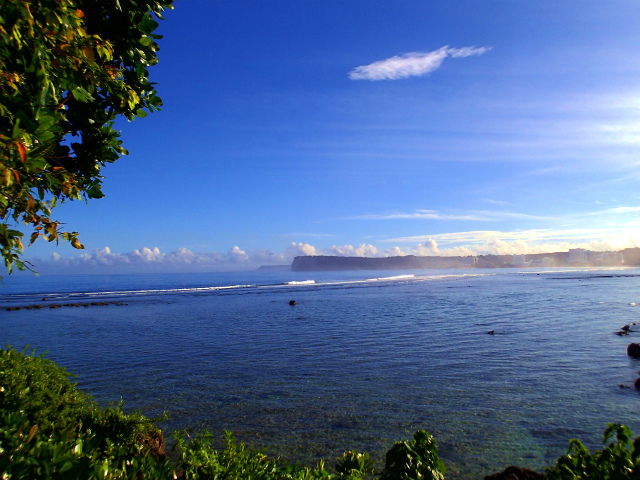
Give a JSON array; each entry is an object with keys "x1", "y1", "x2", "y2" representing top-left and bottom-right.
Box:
[
  {"x1": 71, "y1": 87, "x2": 94, "y2": 102},
  {"x1": 86, "y1": 187, "x2": 105, "y2": 199}
]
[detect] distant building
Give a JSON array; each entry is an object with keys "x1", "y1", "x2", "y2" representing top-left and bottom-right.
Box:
[
  {"x1": 569, "y1": 248, "x2": 588, "y2": 264},
  {"x1": 603, "y1": 251, "x2": 623, "y2": 265},
  {"x1": 588, "y1": 251, "x2": 603, "y2": 263},
  {"x1": 512, "y1": 254, "x2": 526, "y2": 266},
  {"x1": 460, "y1": 256, "x2": 478, "y2": 267},
  {"x1": 622, "y1": 248, "x2": 640, "y2": 265}
]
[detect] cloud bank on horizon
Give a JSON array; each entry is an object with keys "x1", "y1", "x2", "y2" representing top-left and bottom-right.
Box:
[
  {"x1": 22, "y1": 203, "x2": 640, "y2": 275},
  {"x1": 349, "y1": 46, "x2": 491, "y2": 81},
  {"x1": 31, "y1": 228, "x2": 640, "y2": 274}
]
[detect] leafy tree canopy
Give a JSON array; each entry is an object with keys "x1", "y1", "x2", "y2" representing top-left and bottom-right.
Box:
[{"x1": 0, "y1": 0, "x2": 172, "y2": 274}]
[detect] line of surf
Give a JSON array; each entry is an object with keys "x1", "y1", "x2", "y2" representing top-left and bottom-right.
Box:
[
  {"x1": 1, "y1": 271, "x2": 498, "y2": 304},
  {"x1": 0, "y1": 284, "x2": 256, "y2": 302}
]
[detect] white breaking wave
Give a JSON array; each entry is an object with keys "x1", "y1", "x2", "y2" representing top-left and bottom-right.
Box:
[
  {"x1": 322, "y1": 274, "x2": 417, "y2": 287},
  {"x1": 371, "y1": 274, "x2": 415, "y2": 281},
  {"x1": 285, "y1": 280, "x2": 316, "y2": 285},
  {"x1": 19, "y1": 284, "x2": 255, "y2": 300}
]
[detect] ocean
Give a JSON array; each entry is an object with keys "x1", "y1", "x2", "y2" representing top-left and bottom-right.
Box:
[{"x1": 2, "y1": 267, "x2": 640, "y2": 479}]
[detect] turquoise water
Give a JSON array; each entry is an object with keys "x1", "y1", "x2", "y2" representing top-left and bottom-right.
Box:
[{"x1": 3, "y1": 267, "x2": 640, "y2": 478}]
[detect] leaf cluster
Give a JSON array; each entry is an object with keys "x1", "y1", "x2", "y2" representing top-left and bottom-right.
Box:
[
  {"x1": 0, "y1": 0, "x2": 172, "y2": 273},
  {"x1": 379, "y1": 430, "x2": 446, "y2": 480},
  {"x1": 546, "y1": 423, "x2": 640, "y2": 480},
  {"x1": 335, "y1": 450, "x2": 375, "y2": 479}
]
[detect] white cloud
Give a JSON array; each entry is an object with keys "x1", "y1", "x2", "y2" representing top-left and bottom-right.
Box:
[
  {"x1": 349, "y1": 45, "x2": 491, "y2": 81},
  {"x1": 32, "y1": 243, "x2": 312, "y2": 273},
  {"x1": 131, "y1": 247, "x2": 162, "y2": 263},
  {"x1": 328, "y1": 243, "x2": 379, "y2": 257},
  {"x1": 285, "y1": 242, "x2": 317, "y2": 257},
  {"x1": 228, "y1": 246, "x2": 249, "y2": 263},
  {"x1": 411, "y1": 239, "x2": 440, "y2": 256},
  {"x1": 382, "y1": 246, "x2": 407, "y2": 257},
  {"x1": 352, "y1": 208, "x2": 555, "y2": 221}
]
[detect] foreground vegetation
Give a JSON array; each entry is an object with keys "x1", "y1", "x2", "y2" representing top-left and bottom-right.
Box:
[{"x1": 1, "y1": 347, "x2": 640, "y2": 479}]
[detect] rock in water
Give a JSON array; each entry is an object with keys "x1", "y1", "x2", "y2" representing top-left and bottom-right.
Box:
[
  {"x1": 628, "y1": 343, "x2": 640, "y2": 358},
  {"x1": 289, "y1": 300, "x2": 296, "y2": 306},
  {"x1": 484, "y1": 466, "x2": 544, "y2": 480}
]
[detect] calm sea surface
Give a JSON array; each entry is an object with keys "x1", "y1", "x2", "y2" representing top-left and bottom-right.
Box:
[{"x1": 3, "y1": 267, "x2": 640, "y2": 479}]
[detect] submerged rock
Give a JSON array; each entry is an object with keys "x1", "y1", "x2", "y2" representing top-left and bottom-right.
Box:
[
  {"x1": 289, "y1": 300, "x2": 296, "y2": 306},
  {"x1": 484, "y1": 466, "x2": 543, "y2": 480},
  {"x1": 635, "y1": 378, "x2": 640, "y2": 390},
  {"x1": 628, "y1": 343, "x2": 640, "y2": 358}
]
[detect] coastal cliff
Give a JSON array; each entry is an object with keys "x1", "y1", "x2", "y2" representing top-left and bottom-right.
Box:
[
  {"x1": 291, "y1": 254, "x2": 479, "y2": 271},
  {"x1": 286, "y1": 247, "x2": 640, "y2": 272}
]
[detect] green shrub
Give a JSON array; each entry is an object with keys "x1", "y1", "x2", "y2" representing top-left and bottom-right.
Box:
[
  {"x1": 335, "y1": 450, "x2": 375, "y2": 479},
  {"x1": 546, "y1": 423, "x2": 640, "y2": 480},
  {"x1": 0, "y1": 346, "x2": 174, "y2": 479},
  {"x1": 380, "y1": 430, "x2": 446, "y2": 480},
  {"x1": 174, "y1": 429, "x2": 339, "y2": 480}
]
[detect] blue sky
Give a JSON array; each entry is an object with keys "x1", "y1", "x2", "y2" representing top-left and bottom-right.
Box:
[{"x1": 20, "y1": 0, "x2": 640, "y2": 273}]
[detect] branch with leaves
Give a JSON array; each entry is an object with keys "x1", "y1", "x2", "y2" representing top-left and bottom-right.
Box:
[{"x1": 0, "y1": 0, "x2": 172, "y2": 273}]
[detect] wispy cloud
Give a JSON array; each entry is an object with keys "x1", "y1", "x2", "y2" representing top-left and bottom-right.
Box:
[
  {"x1": 484, "y1": 199, "x2": 510, "y2": 206},
  {"x1": 351, "y1": 209, "x2": 555, "y2": 221},
  {"x1": 285, "y1": 232, "x2": 334, "y2": 238},
  {"x1": 600, "y1": 206, "x2": 640, "y2": 215},
  {"x1": 349, "y1": 45, "x2": 491, "y2": 81},
  {"x1": 576, "y1": 205, "x2": 640, "y2": 217},
  {"x1": 516, "y1": 167, "x2": 563, "y2": 178},
  {"x1": 384, "y1": 226, "x2": 639, "y2": 245},
  {"x1": 351, "y1": 204, "x2": 640, "y2": 224}
]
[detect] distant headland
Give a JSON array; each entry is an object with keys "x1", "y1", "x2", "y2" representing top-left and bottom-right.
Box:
[{"x1": 270, "y1": 247, "x2": 640, "y2": 272}]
